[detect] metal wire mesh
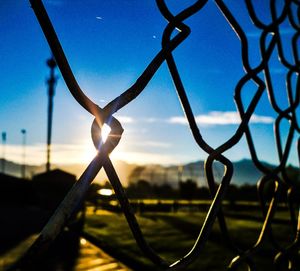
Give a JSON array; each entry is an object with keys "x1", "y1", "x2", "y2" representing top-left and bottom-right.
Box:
[{"x1": 7, "y1": 0, "x2": 300, "y2": 270}]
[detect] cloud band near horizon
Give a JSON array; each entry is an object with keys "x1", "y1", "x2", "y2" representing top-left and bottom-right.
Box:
[
  {"x1": 116, "y1": 111, "x2": 274, "y2": 126},
  {"x1": 168, "y1": 111, "x2": 274, "y2": 126}
]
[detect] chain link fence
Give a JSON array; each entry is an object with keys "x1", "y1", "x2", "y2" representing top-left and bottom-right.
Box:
[{"x1": 7, "y1": 0, "x2": 300, "y2": 270}]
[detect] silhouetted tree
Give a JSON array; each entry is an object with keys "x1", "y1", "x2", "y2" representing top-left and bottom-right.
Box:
[
  {"x1": 286, "y1": 165, "x2": 300, "y2": 184},
  {"x1": 127, "y1": 179, "x2": 154, "y2": 198},
  {"x1": 179, "y1": 179, "x2": 198, "y2": 200},
  {"x1": 153, "y1": 183, "x2": 177, "y2": 198},
  {"x1": 239, "y1": 184, "x2": 257, "y2": 201},
  {"x1": 226, "y1": 184, "x2": 239, "y2": 208},
  {"x1": 196, "y1": 186, "x2": 210, "y2": 199},
  {"x1": 86, "y1": 183, "x2": 101, "y2": 203},
  {"x1": 128, "y1": 166, "x2": 145, "y2": 183}
]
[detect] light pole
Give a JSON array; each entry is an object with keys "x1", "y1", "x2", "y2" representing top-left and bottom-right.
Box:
[
  {"x1": 46, "y1": 56, "x2": 57, "y2": 172},
  {"x1": 1, "y1": 131, "x2": 6, "y2": 174},
  {"x1": 21, "y1": 129, "x2": 26, "y2": 178}
]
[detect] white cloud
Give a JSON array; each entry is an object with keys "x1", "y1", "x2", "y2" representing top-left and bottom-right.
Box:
[
  {"x1": 145, "y1": 141, "x2": 171, "y2": 148},
  {"x1": 3, "y1": 142, "x2": 97, "y2": 166},
  {"x1": 169, "y1": 116, "x2": 189, "y2": 125},
  {"x1": 113, "y1": 116, "x2": 164, "y2": 125},
  {"x1": 4, "y1": 144, "x2": 45, "y2": 165},
  {"x1": 249, "y1": 114, "x2": 274, "y2": 124},
  {"x1": 144, "y1": 117, "x2": 160, "y2": 123},
  {"x1": 169, "y1": 111, "x2": 274, "y2": 126},
  {"x1": 110, "y1": 151, "x2": 180, "y2": 165},
  {"x1": 116, "y1": 115, "x2": 135, "y2": 124},
  {"x1": 134, "y1": 141, "x2": 171, "y2": 148},
  {"x1": 195, "y1": 111, "x2": 241, "y2": 125}
]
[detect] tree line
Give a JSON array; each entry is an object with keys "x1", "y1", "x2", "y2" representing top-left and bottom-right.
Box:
[{"x1": 85, "y1": 166, "x2": 299, "y2": 204}]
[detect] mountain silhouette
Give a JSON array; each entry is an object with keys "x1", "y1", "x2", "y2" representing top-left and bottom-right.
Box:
[
  {"x1": 0, "y1": 158, "x2": 282, "y2": 187},
  {"x1": 128, "y1": 159, "x2": 270, "y2": 187}
]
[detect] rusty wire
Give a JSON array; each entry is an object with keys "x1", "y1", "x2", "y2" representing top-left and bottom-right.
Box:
[{"x1": 7, "y1": 0, "x2": 300, "y2": 270}]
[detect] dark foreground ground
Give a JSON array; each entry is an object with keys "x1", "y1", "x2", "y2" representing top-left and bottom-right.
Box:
[
  {"x1": 0, "y1": 204, "x2": 299, "y2": 271},
  {"x1": 0, "y1": 206, "x2": 129, "y2": 271},
  {"x1": 84, "y1": 206, "x2": 299, "y2": 271}
]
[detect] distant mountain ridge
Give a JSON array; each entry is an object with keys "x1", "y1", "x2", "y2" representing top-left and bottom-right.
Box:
[
  {"x1": 0, "y1": 158, "x2": 282, "y2": 187},
  {"x1": 0, "y1": 159, "x2": 135, "y2": 186},
  {"x1": 0, "y1": 159, "x2": 44, "y2": 178},
  {"x1": 130, "y1": 159, "x2": 273, "y2": 187}
]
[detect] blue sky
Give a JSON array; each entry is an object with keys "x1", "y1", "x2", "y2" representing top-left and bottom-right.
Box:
[{"x1": 0, "y1": 0, "x2": 298, "y2": 166}]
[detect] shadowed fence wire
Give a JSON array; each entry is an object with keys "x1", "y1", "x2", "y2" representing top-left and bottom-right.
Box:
[{"x1": 6, "y1": 0, "x2": 300, "y2": 270}]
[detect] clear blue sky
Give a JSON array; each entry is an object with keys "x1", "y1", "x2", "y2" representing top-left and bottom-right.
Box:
[{"x1": 0, "y1": 0, "x2": 298, "y2": 166}]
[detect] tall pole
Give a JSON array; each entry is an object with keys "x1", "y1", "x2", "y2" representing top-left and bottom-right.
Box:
[
  {"x1": 21, "y1": 129, "x2": 26, "y2": 178},
  {"x1": 1, "y1": 131, "x2": 6, "y2": 174},
  {"x1": 46, "y1": 57, "x2": 57, "y2": 172}
]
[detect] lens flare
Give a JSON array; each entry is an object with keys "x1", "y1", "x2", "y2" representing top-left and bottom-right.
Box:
[
  {"x1": 101, "y1": 123, "x2": 111, "y2": 143},
  {"x1": 97, "y1": 188, "x2": 113, "y2": 196}
]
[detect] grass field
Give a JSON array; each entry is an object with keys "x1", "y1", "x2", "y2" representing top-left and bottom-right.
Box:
[{"x1": 83, "y1": 206, "x2": 297, "y2": 270}]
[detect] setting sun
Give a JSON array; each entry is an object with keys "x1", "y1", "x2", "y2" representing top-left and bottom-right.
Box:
[{"x1": 101, "y1": 123, "x2": 111, "y2": 143}]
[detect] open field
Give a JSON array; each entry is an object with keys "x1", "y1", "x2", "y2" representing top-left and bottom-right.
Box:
[{"x1": 83, "y1": 206, "x2": 298, "y2": 270}]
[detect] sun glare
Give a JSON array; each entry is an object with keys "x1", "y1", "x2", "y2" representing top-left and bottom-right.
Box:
[
  {"x1": 80, "y1": 238, "x2": 87, "y2": 246},
  {"x1": 97, "y1": 188, "x2": 113, "y2": 196},
  {"x1": 101, "y1": 123, "x2": 111, "y2": 143}
]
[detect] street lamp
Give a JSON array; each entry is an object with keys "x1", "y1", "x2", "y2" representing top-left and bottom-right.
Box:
[
  {"x1": 46, "y1": 56, "x2": 57, "y2": 172},
  {"x1": 21, "y1": 129, "x2": 26, "y2": 178},
  {"x1": 1, "y1": 131, "x2": 6, "y2": 174}
]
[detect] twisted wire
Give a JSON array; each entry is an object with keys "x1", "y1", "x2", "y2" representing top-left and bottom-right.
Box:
[
  {"x1": 215, "y1": 0, "x2": 300, "y2": 269},
  {"x1": 7, "y1": 0, "x2": 300, "y2": 270}
]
